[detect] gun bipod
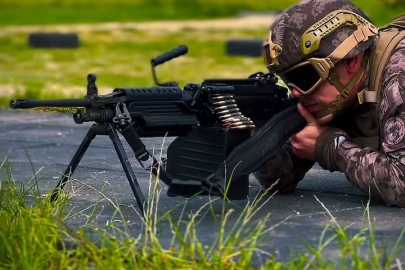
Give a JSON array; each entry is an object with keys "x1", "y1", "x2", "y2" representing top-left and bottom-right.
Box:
[
  {"x1": 50, "y1": 103, "x2": 166, "y2": 217},
  {"x1": 49, "y1": 121, "x2": 152, "y2": 216}
]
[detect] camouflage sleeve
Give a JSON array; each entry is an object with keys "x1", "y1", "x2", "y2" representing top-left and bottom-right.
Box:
[
  {"x1": 253, "y1": 140, "x2": 315, "y2": 192},
  {"x1": 316, "y1": 39, "x2": 405, "y2": 207}
]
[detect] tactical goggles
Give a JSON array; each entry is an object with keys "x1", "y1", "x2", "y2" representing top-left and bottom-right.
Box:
[
  {"x1": 277, "y1": 57, "x2": 336, "y2": 95},
  {"x1": 262, "y1": 10, "x2": 378, "y2": 95}
]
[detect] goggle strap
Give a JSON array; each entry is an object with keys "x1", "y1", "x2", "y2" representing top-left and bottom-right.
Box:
[
  {"x1": 314, "y1": 55, "x2": 369, "y2": 119},
  {"x1": 327, "y1": 24, "x2": 377, "y2": 63},
  {"x1": 263, "y1": 31, "x2": 282, "y2": 68}
]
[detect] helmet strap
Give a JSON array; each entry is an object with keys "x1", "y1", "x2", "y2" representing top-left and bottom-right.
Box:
[{"x1": 313, "y1": 53, "x2": 369, "y2": 120}]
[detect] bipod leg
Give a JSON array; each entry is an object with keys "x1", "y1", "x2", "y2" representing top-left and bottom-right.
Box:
[
  {"x1": 50, "y1": 123, "x2": 100, "y2": 203},
  {"x1": 107, "y1": 125, "x2": 147, "y2": 217}
]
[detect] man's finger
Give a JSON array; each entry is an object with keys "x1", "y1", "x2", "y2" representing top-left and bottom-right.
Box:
[
  {"x1": 290, "y1": 134, "x2": 301, "y2": 147},
  {"x1": 297, "y1": 102, "x2": 316, "y2": 124}
]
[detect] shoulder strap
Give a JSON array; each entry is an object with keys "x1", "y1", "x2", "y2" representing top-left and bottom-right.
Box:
[
  {"x1": 382, "y1": 14, "x2": 405, "y2": 31},
  {"x1": 370, "y1": 30, "x2": 405, "y2": 103},
  {"x1": 357, "y1": 15, "x2": 405, "y2": 105}
]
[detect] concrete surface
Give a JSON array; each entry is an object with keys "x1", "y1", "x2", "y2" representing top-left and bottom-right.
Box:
[{"x1": 1, "y1": 109, "x2": 404, "y2": 267}]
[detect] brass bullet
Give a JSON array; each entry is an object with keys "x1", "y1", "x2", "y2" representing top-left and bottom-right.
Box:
[
  {"x1": 218, "y1": 113, "x2": 242, "y2": 118},
  {"x1": 211, "y1": 95, "x2": 233, "y2": 100},
  {"x1": 230, "y1": 125, "x2": 255, "y2": 129},
  {"x1": 223, "y1": 118, "x2": 253, "y2": 124},
  {"x1": 217, "y1": 108, "x2": 240, "y2": 114},
  {"x1": 226, "y1": 120, "x2": 254, "y2": 125},
  {"x1": 212, "y1": 100, "x2": 236, "y2": 105},
  {"x1": 215, "y1": 104, "x2": 238, "y2": 110},
  {"x1": 222, "y1": 115, "x2": 250, "y2": 120}
]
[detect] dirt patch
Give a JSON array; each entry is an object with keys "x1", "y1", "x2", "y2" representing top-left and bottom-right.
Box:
[{"x1": 1, "y1": 15, "x2": 278, "y2": 34}]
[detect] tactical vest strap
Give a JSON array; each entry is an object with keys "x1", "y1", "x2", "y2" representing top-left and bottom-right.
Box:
[
  {"x1": 352, "y1": 15, "x2": 405, "y2": 150},
  {"x1": 382, "y1": 14, "x2": 405, "y2": 31},
  {"x1": 357, "y1": 87, "x2": 377, "y2": 104},
  {"x1": 367, "y1": 15, "x2": 405, "y2": 107}
]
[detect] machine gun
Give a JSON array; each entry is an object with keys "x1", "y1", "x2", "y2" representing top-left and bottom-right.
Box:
[{"x1": 9, "y1": 45, "x2": 306, "y2": 216}]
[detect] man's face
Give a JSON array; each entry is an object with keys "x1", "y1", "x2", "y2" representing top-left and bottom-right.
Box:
[
  {"x1": 290, "y1": 79, "x2": 340, "y2": 114},
  {"x1": 288, "y1": 58, "x2": 361, "y2": 119}
]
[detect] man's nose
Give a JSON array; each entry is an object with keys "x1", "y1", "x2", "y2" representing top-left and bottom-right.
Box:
[{"x1": 290, "y1": 87, "x2": 302, "y2": 98}]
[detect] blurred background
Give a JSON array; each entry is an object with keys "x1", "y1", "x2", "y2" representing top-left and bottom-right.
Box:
[{"x1": 1, "y1": 0, "x2": 404, "y2": 107}]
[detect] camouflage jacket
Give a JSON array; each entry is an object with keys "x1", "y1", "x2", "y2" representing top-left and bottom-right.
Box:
[{"x1": 253, "y1": 38, "x2": 405, "y2": 207}]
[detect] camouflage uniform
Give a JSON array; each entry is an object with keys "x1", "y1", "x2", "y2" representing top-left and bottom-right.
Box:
[{"x1": 254, "y1": 0, "x2": 405, "y2": 207}]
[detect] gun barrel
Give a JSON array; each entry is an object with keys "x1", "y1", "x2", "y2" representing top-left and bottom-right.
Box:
[{"x1": 9, "y1": 98, "x2": 92, "y2": 109}]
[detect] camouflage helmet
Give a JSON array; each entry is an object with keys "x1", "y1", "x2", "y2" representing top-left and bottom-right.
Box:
[{"x1": 263, "y1": 0, "x2": 378, "y2": 74}]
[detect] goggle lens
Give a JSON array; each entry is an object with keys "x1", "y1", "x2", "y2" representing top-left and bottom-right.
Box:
[{"x1": 279, "y1": 63, "x2": 321, "y2": 93}]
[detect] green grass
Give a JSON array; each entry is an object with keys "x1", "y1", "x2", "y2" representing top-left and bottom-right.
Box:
[
  {"x1": 1, "y1": 156, "x2": 404, "y2": 269},
  {"x1": 0, "y1": 0, "x2": 404, "y2": 26}
]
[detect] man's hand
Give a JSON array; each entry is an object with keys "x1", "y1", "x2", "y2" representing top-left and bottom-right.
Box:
[{"x1": 290, "y1": 103, "x2": 328, "y2": 160}]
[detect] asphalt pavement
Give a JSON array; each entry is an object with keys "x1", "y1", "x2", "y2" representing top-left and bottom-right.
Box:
[{"x1": 1, "y1": 109, "x2": 404, "y2": 266}]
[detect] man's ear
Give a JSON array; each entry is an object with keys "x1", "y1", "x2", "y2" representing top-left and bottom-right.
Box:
[{"x1": 345, "y1": 53, "x2": 363, "y2": 75}]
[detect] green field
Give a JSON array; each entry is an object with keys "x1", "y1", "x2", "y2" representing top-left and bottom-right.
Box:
[
  {"x1": 0, "y1": 26, "x2": 270, "y2": 107},
  {"x1": 1, "y1": 0, "x2": 405, "y2": 107},
  {"x1": 1, "y1": 0, "x2": 405, "y2": 108},
  {"x1": 1, "y1": 0, "x2": 404, "y2": 26}
]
